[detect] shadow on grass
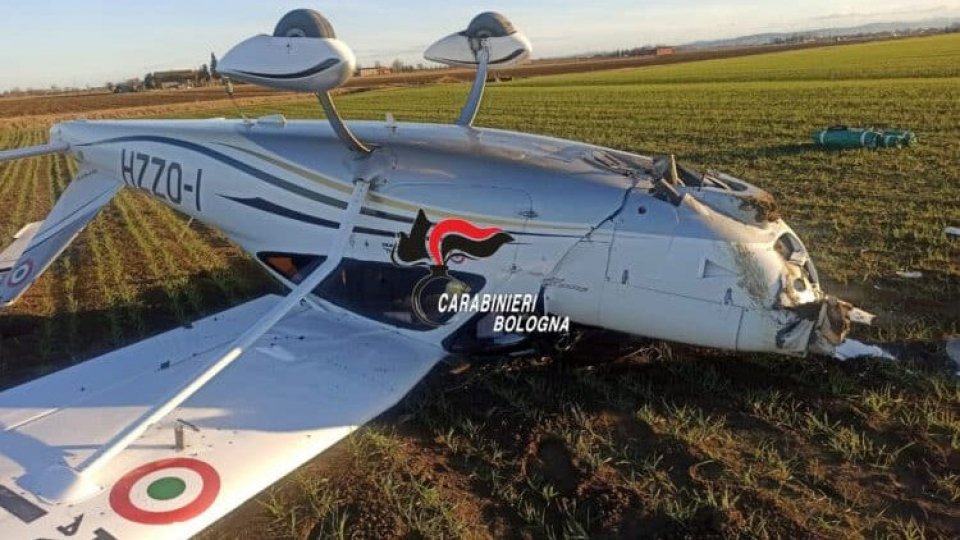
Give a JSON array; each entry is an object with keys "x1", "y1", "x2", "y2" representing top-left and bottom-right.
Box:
[
  {"x1": 683, "y1": 142, "x2": 827, "y2": 164},
  {"x1": 379, "y1": 329, "x2": 960, "y2": 538},
  {"x1": 0, "y1": 259, "x2": 274, "y2": 391}
]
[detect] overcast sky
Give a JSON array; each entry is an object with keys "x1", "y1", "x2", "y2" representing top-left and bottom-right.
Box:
[{"x1": 0, "y1": 0, "x2": 956, "y2": 91}]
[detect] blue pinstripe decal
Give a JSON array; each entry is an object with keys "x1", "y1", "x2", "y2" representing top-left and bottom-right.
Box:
[
  {"x1": 80, "y1": 136, "x2": 349, "y2": 210},
  {"x1": 81, "y1": 136, "x2": 583, "y2": 240},
  {"x1": 221, "y1": 195, "x2": 396, "y2": 237}
]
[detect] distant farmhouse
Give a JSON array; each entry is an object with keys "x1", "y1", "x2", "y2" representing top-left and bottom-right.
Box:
[
  {"x1": 110, "y1": 78, "x2": 143, "y2": 93},
  {"x1": 151, "y1": 70, "x2": 200, "y2": 89},
  {"x1": 142, "y1": 65, "x2": 213, "y2": 90},
  {"x1": 635, "y1": 46, "x2": 674, "y2": 56},
  {"x1": 357, "y1": 66, "x2": 391, "y2": 77},
  {"x1": 588, "y1": 45, "x2": 675, "y2": 60}
]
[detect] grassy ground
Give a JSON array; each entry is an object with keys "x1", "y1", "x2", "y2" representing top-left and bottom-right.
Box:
[{"x1": 1, "y1": 34, "x2": 959, "y2": 538}]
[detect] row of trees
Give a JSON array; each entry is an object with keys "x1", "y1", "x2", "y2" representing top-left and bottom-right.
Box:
[
  {"x1": 360, "y1": 59, "x2": 447, "y2": 73},
  {"x1": 1, "y1": 55, "x2": 454, "y2": 97},
  {"x1": 1, "y1": 86, "x2": 93, "y2": 97},
  {"x1": 590, "y1": 46, "x2": 673, "y2": 59}
]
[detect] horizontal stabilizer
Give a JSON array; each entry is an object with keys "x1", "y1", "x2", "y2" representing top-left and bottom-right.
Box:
[
  {"x1": 0, "y1": 222, "x2": 43, "y2": 274},
  {"x1": 1, "y1": 168, "x2": 120, "y2": 307}
]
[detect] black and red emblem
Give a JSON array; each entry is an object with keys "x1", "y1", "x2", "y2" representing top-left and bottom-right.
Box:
[{"x1": 391, "y1": 210, "x2": 513, "y2": 325}]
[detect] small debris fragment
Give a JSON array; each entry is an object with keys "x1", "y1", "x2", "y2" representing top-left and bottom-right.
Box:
[
  {"x1": 449, "y1": 361, "x2": 472, "y2": 375},
  {"x1": 946, "y1": 227, "x2": 960, "y2": 238},
  {"x1": 848, "y1": 307, "x2": 876, "y2": 326},
  {"x1": 895, "y1": 271, "x2": 922, "y2": 279},
  {"x1": 833, "y1": 339, "x2": 896, "y2": 361}
]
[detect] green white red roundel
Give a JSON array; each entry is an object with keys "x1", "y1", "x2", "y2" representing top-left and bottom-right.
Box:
[{"x1": 109, "y1": 458, "x2": 220, "y2": 525}]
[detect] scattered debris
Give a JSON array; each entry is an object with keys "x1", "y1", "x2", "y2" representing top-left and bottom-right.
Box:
[
  {"x1": 833, "y1": 339, "x2": 896, "y2": 361},
  {"x1": 895, "y1": 270, "x2": 923, "y2": 279},
  {"x1": 848, "y1": 307, "x2": 876, "y2": 325},
  {"x1": 817, "y1": 296, "x2": 854, "y2": 345},
  {"x1": 448, "y1": 360, "x2": 472, "y2": 375},
  {"x1": 945, "y1": 226, "x2": 960, "y2": 238}
]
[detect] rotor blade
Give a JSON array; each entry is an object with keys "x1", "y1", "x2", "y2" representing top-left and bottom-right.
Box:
[{"x1": 0, "y1": 142, "x2": 70, "y2": 162}]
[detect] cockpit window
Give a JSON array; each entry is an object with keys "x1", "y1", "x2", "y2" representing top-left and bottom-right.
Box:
[
  {"x1": 259, "y1": 252, "x2": 324, "y2": 283},
  {"x1": 315, "y1": 259, "x2": 486, "y2": 331},
  {"x1": 258, "y1": 252, "x2": 486, "y2": 331}
]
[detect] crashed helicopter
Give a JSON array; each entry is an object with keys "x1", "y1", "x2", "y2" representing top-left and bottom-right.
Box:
[{"x1": 0, "y1": 9, "x2": 873, "y2": 539}]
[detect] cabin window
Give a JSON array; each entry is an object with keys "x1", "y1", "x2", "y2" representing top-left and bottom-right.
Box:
[
  {"x1": 258, "y1": 252, "x2": 325, "y2": 283},
  {"x1": 257, "y1": 253, "x2": 486, "y2": 331},
  {"x1": 314, "y1": 259, "x2": 486, "y2": 331}
]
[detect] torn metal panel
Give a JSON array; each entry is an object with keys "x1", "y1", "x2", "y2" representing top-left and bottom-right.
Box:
[
  {"x1": 848, "y1": 307, "x2": 876, "y2": 326},
  {"x1": 808, "y1": 296, "x2": 861, "y2": 355}
]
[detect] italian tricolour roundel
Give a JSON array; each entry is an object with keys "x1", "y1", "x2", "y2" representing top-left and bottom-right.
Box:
[
  {"x1": 109, "y1": 458, "x2": 220, "y2": 525},
  {"x1": 7, "y1": 259, "x2": 34, "y2": 286}
]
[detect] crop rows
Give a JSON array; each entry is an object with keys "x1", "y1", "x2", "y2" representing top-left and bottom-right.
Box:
[{"x1": 0, "y1": 136, "x2": 264, "y2": 386}]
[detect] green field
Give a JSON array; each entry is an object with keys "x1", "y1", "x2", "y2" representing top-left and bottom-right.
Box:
[{"x1": 2, "y1": 34, "x2": 960, "y2": 538}]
